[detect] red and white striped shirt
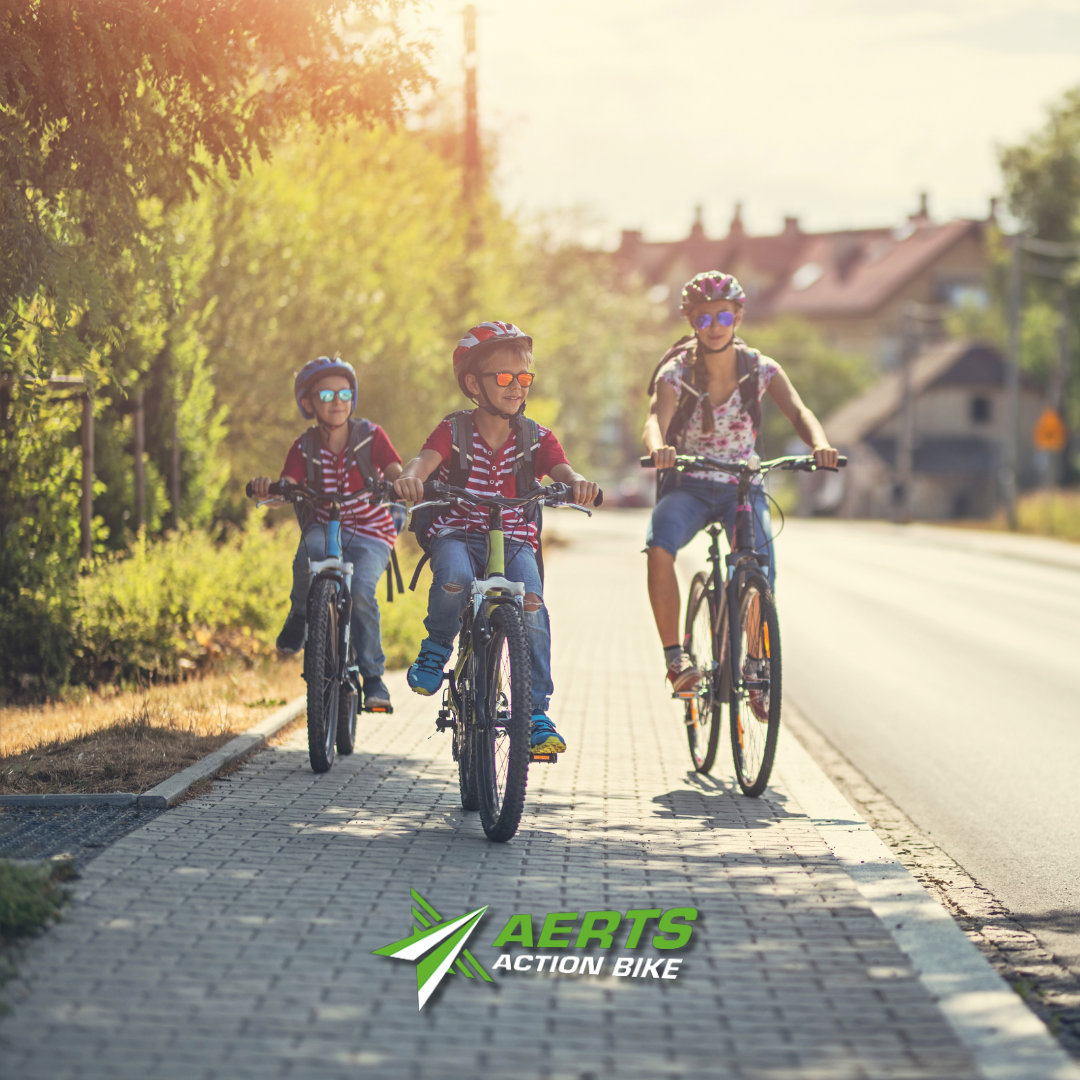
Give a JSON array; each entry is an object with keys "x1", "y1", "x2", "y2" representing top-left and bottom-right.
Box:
[
  {"x1": 421, "y1": 414, "x2": 570, "y2": 551},
  {"x1": 280, "y1": 425, "x2": 402, "y2": 548}
]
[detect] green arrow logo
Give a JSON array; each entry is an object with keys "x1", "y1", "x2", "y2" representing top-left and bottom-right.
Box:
[{"x1": 373, "y1": 889, "x2": 493, "y2": 1010}]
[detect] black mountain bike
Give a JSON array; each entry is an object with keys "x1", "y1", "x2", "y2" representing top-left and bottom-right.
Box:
[
  {"x1": 408, "y1": 480, "x2": 599, "y2": 842},
  {"x1": 247, "y1": 478, "x2": 396, "y2": 773},
  {"x1": 642, "y1": 453, "x2": 846, "y2": 795}
]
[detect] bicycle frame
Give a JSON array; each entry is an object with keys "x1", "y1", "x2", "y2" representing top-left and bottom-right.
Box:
[{"x1": 450, "y1": 501, "x2": 527, "y2": 734}]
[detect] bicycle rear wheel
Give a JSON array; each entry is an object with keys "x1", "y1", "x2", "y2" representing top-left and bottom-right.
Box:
[
  {"x1": 684, "y1": 572, "x2": 723, "y2": 773},
  {"x1": 729, "y1": 572, "x2": 781, "y2": 796},
  {"x1": 474, "y1": 603, "x2": 531, "y2": 842},
  {"x1": 453, "y1": 629, "x2": 479, "y2": 812},
  {"x1": 305, "y1": 576, "x2": 340, "y2": 774}
]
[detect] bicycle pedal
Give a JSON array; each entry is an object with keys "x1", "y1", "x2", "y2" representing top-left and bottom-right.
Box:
[
  {"x1": 529, "y1": 752, "x2": 558, "y2": 764},
  {"x1": 363, "y1": 704, "x2": 394, "y2": 714},
  {"x1": 671, "y1": 691, "x2": 697, "y2": 700}
]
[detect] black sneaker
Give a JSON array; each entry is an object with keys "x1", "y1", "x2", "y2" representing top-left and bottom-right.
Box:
[
  {"x1": 362, "y1": 676, "x2": 391, "y2": 710},
  {"x1": 276, "y1": 613, "x2": 306, "y2": 655}
]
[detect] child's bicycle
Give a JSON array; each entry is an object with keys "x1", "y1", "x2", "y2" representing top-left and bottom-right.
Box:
[
  {"x1": 641, "y1": 453, "x2": 846, "y2": 795},
  {"x1": 408, "y1": 480, "x2": 601, "y2": 842},
  {"x1": 246, "y1": 478, "x2": 397, "y2": 774}
]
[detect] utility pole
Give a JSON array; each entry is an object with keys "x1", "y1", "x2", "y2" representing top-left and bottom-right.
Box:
[
  {"x1": 1003, "y1": 233, "x2": 1023, "y2": 530},
  {"x1": 81, "y1": 390, "x2": 94, "y2": 558},
  {"x1": 133, "y1": 386, "x2": 145, "y2": 529},
  {"x1": 893, "y1": 303, "x2": 918, "y2": 523},
  {"x1": 463, "y1": 4, "x2": 481, "y2": 251}
]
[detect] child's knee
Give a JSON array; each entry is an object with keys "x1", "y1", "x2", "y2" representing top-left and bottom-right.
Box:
[{"x1": 523, "y1": 592, "x2": 543, "y2": 613}]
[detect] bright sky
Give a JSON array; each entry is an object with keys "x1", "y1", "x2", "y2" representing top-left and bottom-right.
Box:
[{"x1": 404, "y1": 0, "x2": 1080, "y2": 245}]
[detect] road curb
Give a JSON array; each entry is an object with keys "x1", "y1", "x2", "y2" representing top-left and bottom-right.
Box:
[
  {"x1": 0, "y1": 695, "x2": 306, "y2": 810},
  {"x1": 777, "y1": 707, "x2": 1080, "y2": 1080}
]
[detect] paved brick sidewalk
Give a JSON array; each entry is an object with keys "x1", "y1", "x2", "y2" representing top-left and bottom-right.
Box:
[{"x1": 1, "y1": 511, "x2": 980, "y2": 1080}]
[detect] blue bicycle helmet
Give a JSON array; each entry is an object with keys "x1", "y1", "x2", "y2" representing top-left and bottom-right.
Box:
[{"x1": 294, "y1": 357, "x2": 358, "y2": 420}]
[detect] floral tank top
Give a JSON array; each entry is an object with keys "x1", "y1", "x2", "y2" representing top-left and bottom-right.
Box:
[{"x1": 657, "y1": 349, "x2": 780, "y2": 483}]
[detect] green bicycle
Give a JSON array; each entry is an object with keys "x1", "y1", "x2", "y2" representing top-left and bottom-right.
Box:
[{"x1": 409, "y1": 480, "x2": 598, "y2": 842}]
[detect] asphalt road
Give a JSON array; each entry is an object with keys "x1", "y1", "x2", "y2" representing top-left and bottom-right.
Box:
[{"x1": 770, "y1": 519, "x2": 1080, "y2": 977}]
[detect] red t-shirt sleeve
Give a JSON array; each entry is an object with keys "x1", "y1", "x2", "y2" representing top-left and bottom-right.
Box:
[
  {"x1": 280, "y1": 437, "x2": 306, "y2": 483},
  {"x1": 534, "y1": 428, "x2": 570, "y2": 480},
  {"x1": 369, "y1": 424, "x2": 402, "y2": 473},
  {"x1": 420, "y1": 419, "x2": 454, "y2": 465}
]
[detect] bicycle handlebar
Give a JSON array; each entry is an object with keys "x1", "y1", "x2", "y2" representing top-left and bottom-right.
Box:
[
  {"x1": 245, "y1": 479, "x2": 396, "y2": 504},
  {"x1": 415, "y1": 480, "x2": 604, "y2": 512},
  {"x1": 639, "y1": 453, "x2": 847, "y2": 475}
]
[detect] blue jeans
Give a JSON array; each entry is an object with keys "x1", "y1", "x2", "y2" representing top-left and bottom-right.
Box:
[
  {"x1": 424, "y1": 532, "x2": 552, "y2": 714},
  {"x1": 291, "y1": 525, "x2": 391, "y2": 678},
  {"x1": 646, "y1": 475, "x2": 776, "y2": 590}
]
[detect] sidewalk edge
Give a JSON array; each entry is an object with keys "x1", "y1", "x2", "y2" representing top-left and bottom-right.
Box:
[
  {"x1": 777, "y1": 711, "x2": 1080, "y2": 1080},
  {"x1": 0, "y1": 696, "x2": 306, "y2": 810}
]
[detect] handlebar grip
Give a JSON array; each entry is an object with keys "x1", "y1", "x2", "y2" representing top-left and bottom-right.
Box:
[
  {"x1": 838, "y1": 455, "x2": 848, "y2": 467},
  {"x1": 245, "y1": 481, "x2": 255, "y2": 498},
  {"x1": 594, "y1": 489, "x2": 604, "y2": 508},
  {"x1": 640, "y1": 456, "x2": 656, "y2": 468},
  {"x1": 247, "y1": 480, "x2": 287, "y2": 499}
]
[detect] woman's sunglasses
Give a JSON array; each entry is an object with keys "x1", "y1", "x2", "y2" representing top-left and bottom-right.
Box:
[
  {"x1": 693, "y1": 311, "x2": 736, "y2": 330},
  {"x1": 482, "y1": 372, "x2": 535, "y2": 388},
  {"x1": 316, "y1": 388, "x2": 354, "y2": 403}
]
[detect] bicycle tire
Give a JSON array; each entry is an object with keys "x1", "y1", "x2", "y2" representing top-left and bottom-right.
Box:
[
  {"x1": 305, "y1": 576, "x2": 340, "y2": 774},
  {"x1": 684, "y1": 572, "x2": 723, "y2": 774},
  {"x1": 453, "y1": 627, "x2": 480, "y2": 812},
  {"x1": 474, "y1": 603, "x2": 531, "y2": 842},
  {"x1": 336, "y1": 643, "x2": 358, "y2": 756},
  {"x1": 729, "y1": 571, "x2": 781, "y2": 797}
]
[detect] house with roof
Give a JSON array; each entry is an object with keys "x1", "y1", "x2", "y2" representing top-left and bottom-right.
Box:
[
  {"x1": 615, "y1": 196, "x2": 992, "y2": 368},
  {"x1": 805, "y1": 339, "x2": 1044, "y2": 520}
]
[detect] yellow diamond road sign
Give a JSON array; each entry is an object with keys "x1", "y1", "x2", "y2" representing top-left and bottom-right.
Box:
[{"x1": 1032, "y1": 408, "x2": 1067, "y2": 453}]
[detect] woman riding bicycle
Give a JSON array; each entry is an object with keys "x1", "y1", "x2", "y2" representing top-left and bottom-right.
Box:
[{"x1": 643, "y1": 271, "x2": 838, "y2": 693}]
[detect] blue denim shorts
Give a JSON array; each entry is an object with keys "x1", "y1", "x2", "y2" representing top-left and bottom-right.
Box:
[{"x1": 645, "y1": 474, "x2": 775, "y2": 588}]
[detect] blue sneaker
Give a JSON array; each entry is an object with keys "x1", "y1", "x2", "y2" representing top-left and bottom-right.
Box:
[
  {"x1": 530, "y1": 714, "x2": 566, "y2": 754},
  {"x1": 407, "y1": 638, "x2": 452, "y2": 696}
]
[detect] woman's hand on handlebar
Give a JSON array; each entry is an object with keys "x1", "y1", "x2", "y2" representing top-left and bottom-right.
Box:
[
  {"x1": 393, "y1": 476, "x2": 426, "y2": 504},
  {"x1": 812, "y1": 446, "x2": 839, "y2": 470},
  {"x1": 651, "y1": 445, "x2": 678, "y2": 470}
]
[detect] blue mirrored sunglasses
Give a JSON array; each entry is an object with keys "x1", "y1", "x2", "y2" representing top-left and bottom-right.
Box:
[
  {"x1": 693, "y1": 311, "x2": 736, "y2": 330},
  {"x1": 316, "y1": 388, "x2": 354, "y2": 403}
]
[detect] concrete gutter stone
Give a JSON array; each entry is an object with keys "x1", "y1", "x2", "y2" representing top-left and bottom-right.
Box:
[{"x1": 0, "y1": 695, "x2": 306, "y2": 810}]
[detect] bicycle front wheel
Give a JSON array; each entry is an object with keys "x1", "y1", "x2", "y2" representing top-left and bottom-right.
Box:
[
  {"x1": 474, "y1": 603, "x2": 532, "y2": 842},
  {"x1": 729, "y1": 572, "x2": 781, "y2": 796},
  {"x1": 684, "y1": 572, "x2": 723, "y2": 773},
  {"x1": 336, "y1": 642, "x2": 358, "y2": 756},
  {"x1": 305, "y1": 577, "x2": 341, "y2": 774}
]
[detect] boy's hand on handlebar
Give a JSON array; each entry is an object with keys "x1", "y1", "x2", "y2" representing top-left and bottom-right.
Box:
[
  {"x1": 249, "y1": 476, "x2": 274, "y2": 499},
  {"x1": 393, "y1": 476, "x2": 426, "y2": 504},
  {"x1": 571, "y1": 479, "x2": 600, "y2": 507},
  {"x1": 651, "y1": 446, "x2": 677, "y2": 470},
  {"x1": 812, "y1": 446, "x2": 839, "y2": 469}
]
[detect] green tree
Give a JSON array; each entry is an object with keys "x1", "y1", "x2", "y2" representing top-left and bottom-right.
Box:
[{"x1": 1, "y1": 0, "x2": 430, "y2": 379}]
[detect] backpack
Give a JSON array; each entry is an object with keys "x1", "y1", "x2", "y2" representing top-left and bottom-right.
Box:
[
  {"x1": 647, "y1": 336, "x2": 762, "y2": 497},
  {"x1": 408, "y1": 409, "x2": 543, "y2": 591},
  {"x1": 298, "y1": 418, "x2": 406, "y2": 602}
]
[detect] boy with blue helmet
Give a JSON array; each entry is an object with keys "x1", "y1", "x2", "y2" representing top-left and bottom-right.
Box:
[{"x1": 249, "y1": 357, "x2": 404, "y2": 709}]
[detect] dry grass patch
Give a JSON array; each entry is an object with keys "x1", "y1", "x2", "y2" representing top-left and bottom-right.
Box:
[{"x1": 0, "y1": 661, "x2": 303, "y2": 795}]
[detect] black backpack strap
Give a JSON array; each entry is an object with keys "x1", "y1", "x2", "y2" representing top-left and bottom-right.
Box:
[
  {"x1": 384, "y1": 546, "x2": 405, "y2": 602},
  {"x1": 447, "y1": 410, "x2": 475, "y2": 488},
  {"x1": 408, "y1": 551, "x2": 430, "y2": 592},
  {"x1": 296, "y1": 427, "x2": 323, "y2": 527},
  {"x1": 510, "y1": 414, "x2": 541, "y2": 491},
  {"x1": 664, "y1": 346, "x2": 704, "y2": 452},
  {"x1": 347, "y1": 418, "x2": 377, "y2": 486},
  {"x1": 647, "y1": 334, "x2": 695, "y2": 395},
  {"x1": 734, "y1": 344, "x2": 762, "y2": 434}
]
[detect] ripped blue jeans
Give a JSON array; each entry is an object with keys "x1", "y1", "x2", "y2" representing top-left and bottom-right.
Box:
[{"x1": 424, "y1": 532, "x2": 552, "y2": 714}]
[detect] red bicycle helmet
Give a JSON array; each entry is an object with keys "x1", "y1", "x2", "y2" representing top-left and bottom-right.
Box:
[{"x1": 680, "y1": 272, "x2": 746, "y2": 312}]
